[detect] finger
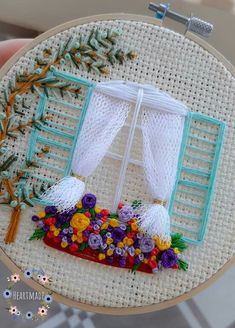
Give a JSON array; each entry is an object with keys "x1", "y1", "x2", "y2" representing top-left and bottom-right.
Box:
[{"x1": 0, "y1": 39, "x2": 32, "y2": 68}]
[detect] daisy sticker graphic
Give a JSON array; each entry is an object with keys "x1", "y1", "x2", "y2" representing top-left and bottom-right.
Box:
[{"x1": 2, "y1": 268, "x2": 54, "y2": 321}]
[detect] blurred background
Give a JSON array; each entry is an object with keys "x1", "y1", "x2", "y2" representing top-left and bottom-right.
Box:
[{"x1": 0, "y1": 0, "x2": 235, "y2": 327}]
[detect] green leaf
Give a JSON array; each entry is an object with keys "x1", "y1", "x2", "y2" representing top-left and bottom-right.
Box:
[
  {"x1": 171, "y1": 233, "x2": 187, "y2": 252},
  {"x1": 89, "y1": 208, "x2": 96, "y2": 219},
  {"x1": 100, "y1": 229, "x2": 107, "y2": 236},
  {"x1": 178, "y1": 259, "x2": 188, "y2": 271},
  {"x1": 80, "y1": 242, "x2": 88, "y2": 251},
  {"x1": 132, "y1": 262, "x2": 140, "y2": 273},
  {"x1": 109, "y1": 213, "x2": 118, "y2": 219},
  {"x1": 61, "y1": 223, "x2": 70, "y2": 229},
  {"x1": 29, "y1": 228, "x2": 46, "y2": 241}
]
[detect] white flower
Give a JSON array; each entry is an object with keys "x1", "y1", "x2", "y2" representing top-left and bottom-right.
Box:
[{"x1": 10, "y1": 274, "x2": 20, "y2": 283}]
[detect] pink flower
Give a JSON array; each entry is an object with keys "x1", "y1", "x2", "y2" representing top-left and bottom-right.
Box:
[
  {"x1": 38, "y1": 306, "x2": 48, "y2": 316},
  {"x1": 10, "y1": 274, "x2": 20, "y2": 283},
  {"x1": 9, "y1": 306, "x2": 18, "y2": 315},
  {"x1": 38, "y1": 275, "x2": 50, "y2": 285}
]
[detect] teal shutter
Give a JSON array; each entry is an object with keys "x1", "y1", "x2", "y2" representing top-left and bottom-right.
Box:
[
  {"x1": 24, "y1": 70, "x2": 94, "y2": 205},
  {"x1": 169, "y1": 112, "x2": 225, "y2": 245}
]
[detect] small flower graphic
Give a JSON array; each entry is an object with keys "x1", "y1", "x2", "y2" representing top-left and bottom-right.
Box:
[
  {"x1": 26, "y1": 311, "x2": 33, "y2": 320},
  {"x1": 9, "y1": 306, "x2": 18, "y2": 315},
  {"x1": 3, "y1": 289, "x2": 12, "y2": 299},
  {"x1": 38, "y1": 306, "x2": 47, "y2": 316},
  {"x1": 39, "y1": 275, "x2": 50, "y2": 285},
  {"x1": 24, "y1": 269, "x2": 33, "y2": 279},
  {"x1": 10, "y1": 274, "x2": 20, "y2": 283},
  {"x1": 44, "y1": 294, "x2": 53, "y2": 304}
]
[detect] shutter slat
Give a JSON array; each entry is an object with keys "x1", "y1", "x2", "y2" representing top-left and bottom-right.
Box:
[
  {"x1": 169, "y1": 112, "x2": 225, "y2": 244},
  {"x1": 23, "y1": 70, "x2": 94, "y2": 204}
]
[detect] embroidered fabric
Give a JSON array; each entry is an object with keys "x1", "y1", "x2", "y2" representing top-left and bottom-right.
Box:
[
  {"x1": 139, "y1": 110, "x2": 186, "y2": 239},
  {"x1": 0, "y1": 19, "x2": 233, "y2": 310},
  {"x1": 42, "y1": 80, "x2": 187, "y2": 215}
]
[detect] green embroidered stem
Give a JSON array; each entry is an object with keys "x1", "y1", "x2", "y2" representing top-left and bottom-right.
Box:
[
  {"x1": 0, "y1": 28, "x2": 137, "y2": 243},
  {"x1": 171, "y1": 233, "x2": 188, "y2": 252},
  {"x1": 29, "y1": 228, "x2": 46, "y2": 241},
  {"x1": 178, "y1": 259, "x2": 188, "y2": 271}
]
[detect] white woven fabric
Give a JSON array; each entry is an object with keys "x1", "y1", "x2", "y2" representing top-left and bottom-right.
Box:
[
  {"x1": 42, "y1": 80, "x2": 187, "y2": 212},
  {"x1": 0, "y1": 19, "x2": 234, "y2": 310},
  {"x1": 42, "y1": 89, "x2": 130, "y2": 211},
  {"x1": 138, "y1": 110, "x2": 185, "y2": 239}
]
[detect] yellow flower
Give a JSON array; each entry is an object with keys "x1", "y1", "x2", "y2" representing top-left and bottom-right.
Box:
[
  {"x1": 126, "y1": 238, "x2": 134, "y2": 246},
  {"x1": 173, "y1": 247, "x2": 180, "y2": 254},
  {"x1": 70, "y1": 213, "x2": 90, "y2": 232},
  {"x1": 135, "y1": 248, "x2": 141, "y2": 255},
  {"x1": 123, "y1": 237, "x2": 128, "y2": 245},
  {"x1": 106, "y1": 237, "x2": 113, "y2": 245},
  {"x1": 107, "y1": 249, "x2": 113, "y2": 256},
  {"x1": 101, "y1": 223, "x2": 108, "y2": 230},
  {"x1": 117, "y1": 242, "x2": 124, "y2": 248},
  {"x1": 109, "y1": 219, "x2": 119, "y2": 228},
  {"x1": 143, "y1": 258, "x2": 148, "y2": 264},
  {"x1": 155, "y1": 236, "x2": 171, "y2": 251},
  {"x1": 54, "y1": 229, "x2": 60, "y2": 237},
  {"x1": 151, "y1": 256, "x2": 156, "y2": 261},
  {"x1": 71, "y1": 234, "x2": 78, "y2": 242},
  {"x1": 77, "y1": 232, "x2": 83, "y2": 243},
  {"x1": 76, "y1": 201, "x2": 82, "y2": 209},
  {"x1": 98, "y1": 253, "x2": 106, "y2": 261},
  {"x1": 37, "y1": 211, "x2": 46, "y2": 219},
  {"x1": 61, "y1": 241, "x2": 68, "y2": 248},
  {"x1": 95, "y1": 207, "x2": 102, "y2": 214},
  {"x1": 131, "y1": 223, "x2": 138, "y2": 231}
]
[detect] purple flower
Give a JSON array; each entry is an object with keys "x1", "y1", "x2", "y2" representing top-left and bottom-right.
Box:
[
  {"x1": 111, "y1": 228, "x2": 125, "y2": 243},
  {"x1": 118, "y1": 205, "x2": 134, "y2": 223},
  {"x1": 83, "y1": 230, "x2": 91, "y2": 238},
  {"x1": 57, "y1": 213, "x2": 69, "y2": 224},
  {"x1": 43, "y1": 225, "x2": 49, "y2": 232},
  {"x1": 45, "y1": 206, "x2": 57, "y2": 215},
  {"x1": 128, "y1": 246, "x2": 135, "y2": 257},
  {"x1": 67, "y1": 208, "x2": 77, "y2": 216},
  {"x1": 140, "y1": 237, "x2": 155, "y2": 253},
  {"x1": 119, "y1": 257, "x2": 126, "y2": 268},
  {"x1": 107, "y1": 256, "x2": 114, "y2": 264},
  {"x1": 37, "y1": 221, "x2": 44, "y2": 228},
  {"x1": 115, "y1": 248, "x2": 122, "y2": 256},
  {"x1": 82, "y1": 194, "x2": 96, "y2": 209},
  {"x1": 32, "y1": 215, "x2": 39, "y2": 222},
  {"x1": 160, "y1": 249, "x2": 178, "y2": 268},
  {"x1": 88, "y1": 233, "x2": 102, "y2": 250},
  {"x1": 55, "y1": 222, "x2": 61, "y2": 228},
  {"x1": 134, "y1": 256, "x2": 141, "y2": 265}
]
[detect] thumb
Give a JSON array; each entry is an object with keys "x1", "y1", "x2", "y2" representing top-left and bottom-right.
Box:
[{"x1": 0, "y1": 39, "x2": 32, "y2": 68}]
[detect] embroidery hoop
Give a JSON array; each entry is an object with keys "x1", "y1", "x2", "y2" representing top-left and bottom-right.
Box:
[{"x1": 0, "y1": 13, "x2": 234, "y2": 314}]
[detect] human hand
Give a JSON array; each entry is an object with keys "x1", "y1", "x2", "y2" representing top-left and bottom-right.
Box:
[{"x1": 0, "y1": 39, "x2": 32, "y2": 68}]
